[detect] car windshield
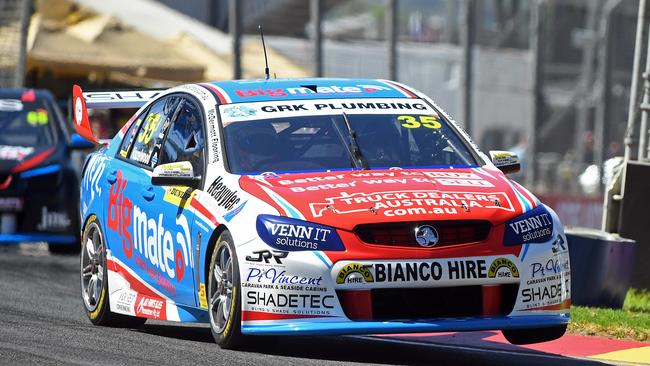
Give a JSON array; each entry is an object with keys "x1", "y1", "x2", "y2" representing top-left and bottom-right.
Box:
[
  {"x1": 0, "y1": 97, "x2": 55, "y2": 147},
  {"x1": 221, "y1": 100, "x2": 478, "y2": 175}
]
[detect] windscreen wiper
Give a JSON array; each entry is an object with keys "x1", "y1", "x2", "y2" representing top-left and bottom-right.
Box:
[{"x1": 341, "y1": 112, "x2": 368, "y2": 170}]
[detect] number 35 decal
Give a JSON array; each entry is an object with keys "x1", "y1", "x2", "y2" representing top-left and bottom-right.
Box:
[
  {"x1": 398, "y1": 115, "x2": 441, "y2": 129},
  {"x1": 137, "y1": 113, "x2": 162, "y2": 144}
]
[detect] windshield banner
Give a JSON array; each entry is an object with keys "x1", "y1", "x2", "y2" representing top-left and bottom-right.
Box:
[{"x1": 219, "y1": 98, "x2": 437, "y2": 124}]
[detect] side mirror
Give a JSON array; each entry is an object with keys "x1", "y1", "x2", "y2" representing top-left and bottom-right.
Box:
[
  {"x1": 489, "y1": 150, "x2": 520, "y2": 174},
  {"x1": 70, "y1": 133, "x2": 95, "y2": 150},
  {"x1": 151, "y1": 161, "x2": 200, "y2": 188}
]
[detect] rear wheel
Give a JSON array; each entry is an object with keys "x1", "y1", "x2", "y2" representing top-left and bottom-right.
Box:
[
  {"x1": 208, "y1": 230, "x2": 244, "y2": 348},
  {"x1": 502, "y1": 324, "x2": 567, "y2": 345},
  {"x1": 80, "y1": 215, "x2": 145, "y2": 327}
]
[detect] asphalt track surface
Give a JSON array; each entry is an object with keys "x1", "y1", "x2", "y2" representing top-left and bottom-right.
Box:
[{"x1": 0, "y1": 244, "x2": 608, "y2": 366}]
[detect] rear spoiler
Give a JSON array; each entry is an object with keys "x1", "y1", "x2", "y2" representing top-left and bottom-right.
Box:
[{"x1": 71, "y1": 84, "x2": 164, "y2": 144}]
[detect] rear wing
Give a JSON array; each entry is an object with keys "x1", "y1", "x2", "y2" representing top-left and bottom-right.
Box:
[{"x1": 72, "y1": 84, "x2": 164, "y2": 144}]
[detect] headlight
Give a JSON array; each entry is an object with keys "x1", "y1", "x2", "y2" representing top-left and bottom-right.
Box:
[
  {"x1": 503, "y1": 205, "x2": 554, "y2": 245},
  {"x1": 256, "y1": 214, "x2": 345, "y2": 252}
]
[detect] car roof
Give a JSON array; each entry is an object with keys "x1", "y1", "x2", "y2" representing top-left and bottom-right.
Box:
[{"x1": 202, "y1": 78, "x2": 418, "y2": 104}]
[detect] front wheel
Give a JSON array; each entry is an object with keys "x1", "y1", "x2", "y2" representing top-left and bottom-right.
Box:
[
  {"x1": 80, "y1": 215, "x2": 145, "y2": 327},
  {"x1": 208, "y1": 230, "x2": 244, "y2": 348},
  {"x1": 502, "y1": 324, "x2": 567, "y2": 345}
]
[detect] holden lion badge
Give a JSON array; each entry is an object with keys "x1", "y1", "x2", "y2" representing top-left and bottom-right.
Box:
[{"x1": 415, "y1": 225, "x2": 439, "y2": 247}]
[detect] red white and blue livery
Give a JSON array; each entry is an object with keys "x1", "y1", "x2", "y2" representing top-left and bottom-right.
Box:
[{"x1": 75, "y1": 78, "x2": 570, "y2": 348}]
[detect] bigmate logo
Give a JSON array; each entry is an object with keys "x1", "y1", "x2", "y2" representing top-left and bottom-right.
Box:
[
  {"x1": 234, "y1": 84, "x2": 392, "y2": 98},
  {"x1": 107, "y1": 170, "x2": 193, "y2": 282},
  {"x1": 108, "y1": 171, "x2": 133, "y2": 256}
]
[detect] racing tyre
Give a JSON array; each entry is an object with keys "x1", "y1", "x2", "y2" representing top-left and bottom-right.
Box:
[
  {"x1": 208, "y1": 230, "x2": 244, "y2": 349},
  {"x1": 80, "y1": 215, "x2": 146, "y2": 327},
  {"x1": 502, "y1": 324, "x2": 567, "y2": 345}
]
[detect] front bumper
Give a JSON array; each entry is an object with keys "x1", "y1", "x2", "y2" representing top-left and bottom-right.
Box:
[
  {"x1": 239, "y1": 206, "x2": 571, "y2": 335},
  {"x1": 0, "y1": 233, "x2": 77, "y2": 245},
  {"x1": 0, "y1": 165, "x2": 79, "y2": 243},
  {"x1": 242, "y1": 314, "x2": 570, "y2": 335}
]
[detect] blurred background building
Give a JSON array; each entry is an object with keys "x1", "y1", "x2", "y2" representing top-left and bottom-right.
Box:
[{"x1": 1, "y1": 0, "x2": 643, "y2": 228}]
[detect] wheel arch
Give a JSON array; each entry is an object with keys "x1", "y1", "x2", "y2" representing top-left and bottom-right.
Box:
[
  {"x1": 203, "y1": 223, "x2": 229, "y2": 287},
  {"x1": 81, "y1": 213, "x2": 98, "y2": 238}
]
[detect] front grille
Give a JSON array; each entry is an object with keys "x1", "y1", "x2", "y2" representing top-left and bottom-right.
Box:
[
  {"x1": 337, "y1": 284, "x2": 518, "y2": 321},
  {"x1": 354, "y1": 220, "x2": 491, "y2": 248}
]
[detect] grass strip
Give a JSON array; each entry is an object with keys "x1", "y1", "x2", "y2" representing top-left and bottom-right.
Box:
[{"x1": 568, "y1": 289, "x2": 650, "y2": 342}]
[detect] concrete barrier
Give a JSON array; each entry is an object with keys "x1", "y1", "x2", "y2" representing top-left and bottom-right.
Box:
[{"x1": 565, "y1": 227, "x2": 636, "y2": 308}]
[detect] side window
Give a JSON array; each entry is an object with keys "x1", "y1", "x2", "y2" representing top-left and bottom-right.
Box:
[
  {"x1": 159, "y1": 99, "x2": 205, "y2": 175},
  {"x1": 128, "y1": 96, "x2": 181, "y2": 167},
  {"x1": 118, "y1": 114, "x2": 145, "y2": 158}
]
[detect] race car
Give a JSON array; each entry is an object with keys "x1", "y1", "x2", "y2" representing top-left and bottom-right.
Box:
[
  {"x1": 74, "y1": 78, "x2": 570, "y2": 348},
  {"x1": 0, "y1": 88, "x2": 93, "y2": 253}
]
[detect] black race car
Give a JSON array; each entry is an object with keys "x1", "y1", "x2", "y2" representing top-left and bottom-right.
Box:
[{"x1": 0, "y1": 88, "x2": 93, "y2": 253}]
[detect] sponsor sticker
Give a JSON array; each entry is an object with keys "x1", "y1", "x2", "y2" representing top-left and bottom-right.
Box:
[
  {"x1": 115, "y1": 291, "x2": 137, "y2": 314},
  {"x1": 206, "y1": 176, "x2": 240, "y2": 210},
  {"x1": 246, "y1": 250, "x2": 288, "y2": 265},
  {"x1": 207, "y1": 108, "x2": 220, "y2": 163},
  {"x1": 135, "y1": 294, "x2": 166, "y2": 319},
  {"x1": 244, "y1": 267, "x2": 323, "y2": 286},
  {"x1": 310, "y1": 189, "x2": 514, "y2": 218},
  {"x1": 107, "y1": 170, "x2": 193, "y2": 287},
  {"x1": 487, "y1": 257, "x2": 520, "y2": 278},
  {"x1": 245, "y1": 290, "x2": 335, "y2": 316},
  {"x1": 334, "y1": 256, "x2": 520, "y2": 288},
  {"x1": 163, "y1": 186, "x2": 194, "y2": 207},
  {"x1": 520, "y1": 278, "x2": 570, "y2": 310},
  {"x1": 256, "y1": 215, "x2": 345, "y2": 252},
  {"x1": 0, "y1": 145, "x2": 33, "y2": 160},
  {"x1": 528, "y1": 258, "x2": 570, "y2": 284},
  {"x1": 336, "y1": 263, "x2": 374, "y2": 284},
  {"x1": 223, "y1": 105, "x2": 257, "y2": 117},
  {"x1": 36, "y1": 207, "x2": 71, "y2": 231},
  {"x1": 199, "y1": 283, "x2": 208, "y2": 309},
  {"x1": 220, "y1": 98, "x2": 435, "y2": 123},
  {"x1": 503, "y1": 205, "x2": 554, "y2": 245}
]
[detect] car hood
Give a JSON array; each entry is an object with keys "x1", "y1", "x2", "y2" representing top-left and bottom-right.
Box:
[{"x1": 239, "y1": 167, "x2": 538, "y2": 231}]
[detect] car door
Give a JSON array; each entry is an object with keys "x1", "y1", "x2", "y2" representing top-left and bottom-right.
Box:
[
  {"x1": 156, "y1": 96, "x2": 208, "y2": 309},
  {"x1": 105, "y1": 94, "x2": 198, "y2": 306}
]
